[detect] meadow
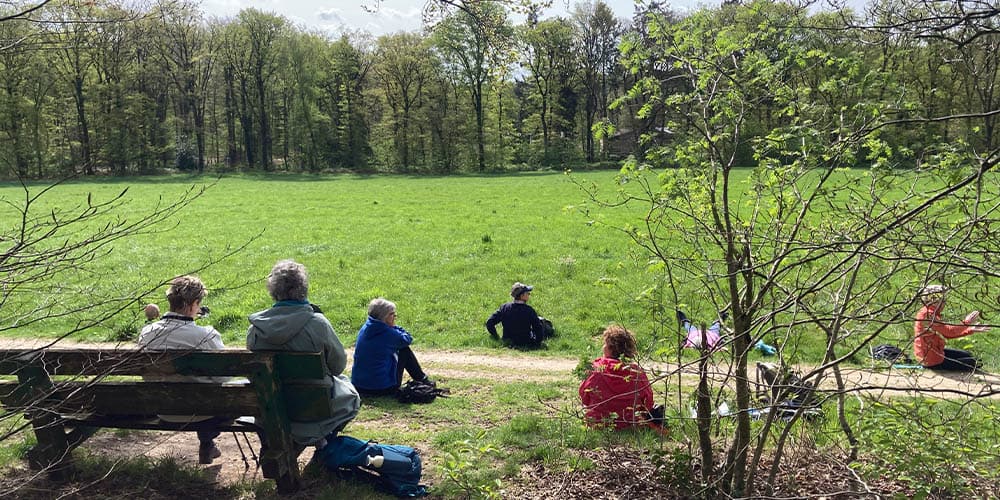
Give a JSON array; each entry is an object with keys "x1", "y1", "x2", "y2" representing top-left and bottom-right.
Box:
[
  {"x1": 1, "y1": 169, "x2": 994, "y2": 365},
  {"x1": 1, "y1": 171, "x2": 658, "y2": 355},
  {"x1": 3, "y1": 170, "x2": 1000, "y2": 498}
]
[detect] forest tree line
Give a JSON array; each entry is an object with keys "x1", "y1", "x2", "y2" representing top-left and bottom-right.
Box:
[{"x1": 1, "y1": 0, "x2": 998, "y2": 178}]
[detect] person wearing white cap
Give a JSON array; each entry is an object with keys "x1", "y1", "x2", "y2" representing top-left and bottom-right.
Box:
[
  {"x1": 485, "y1": 282, "x2": 545, "y2": 348},
  {"x1": 914, "y1": 285, "x2": 989, "y2": 371}
]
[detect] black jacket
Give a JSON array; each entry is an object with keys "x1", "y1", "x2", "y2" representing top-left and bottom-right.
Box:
[{"x1": 485, "y1": 301, "x2": 543, "y2": 347}]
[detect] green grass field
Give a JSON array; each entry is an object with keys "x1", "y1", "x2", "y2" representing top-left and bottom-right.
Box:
[
  {"x1": 1, "y1": 171, "x2": 656, "y2": 355},
  {"x1": 2, "y1": 169, "x2": 996, "y2": 367}
]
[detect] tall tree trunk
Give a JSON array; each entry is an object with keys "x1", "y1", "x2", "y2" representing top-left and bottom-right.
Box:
[
  {"x1": 402, "y1": 100, "x2": 411, "y2": 169},
  {"x1": 256, "y1": 74, "x2": 272, "y2": 170},
  {"x1": 239, "y1": 79, "x2": 255, "y2": 168},
  {"x1": 224, "y1": 67, "x2": 239, "y2": 166},
  {"x1": 5, "y1": 84, "x2": 28, "y2": 177},
  {"x1": 584, "y1": 93, "x2": 595, "y2": 163},
  {"x1": 73, "y1": 76, "x2": 92, "y2": 175},
  {"x1": 474, "y1": 81, "x2": 485, "y2": 171},
  {"x1": 194, "y1": 107, "x2": 206, "y2": 173}
]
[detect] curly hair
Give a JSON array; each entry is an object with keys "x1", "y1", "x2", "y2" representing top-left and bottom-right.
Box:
[
  {"x1": 267, "y1": 259, "x2": 309, "y2": 302},
  {"x1": 166, "y1": 275, "x2": 207, "y2": 312},
  {"x1": 602, "y1": 324, "x2": 637, "y2": 360}
]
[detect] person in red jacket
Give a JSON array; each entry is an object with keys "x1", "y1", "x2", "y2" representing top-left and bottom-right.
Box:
[
  {"x1": 914, "y1": 285, "x2": 989, "y2": 371},
  {"x1": 579, "y1": 325, "x2": 663, "y2": 430}
]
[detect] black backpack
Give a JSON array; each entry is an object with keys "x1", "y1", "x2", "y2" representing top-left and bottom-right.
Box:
[
  {"x1": 538, "y1": 316, "x2": 555, "y2": 338},
  {"x1": 396, "y1": 380, "x2": 449, "y2": 404},
  {"x1": 870, "y1": 344, "x2": 911, "y2": 364}
]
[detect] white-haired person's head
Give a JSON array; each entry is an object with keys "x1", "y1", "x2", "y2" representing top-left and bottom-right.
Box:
[
  {"x1": 267, "y1": 260, "x2": 309, "y2": 302},
  {"x1": 368, "y1": 298, "x2": 397, "y2": 324},
  {"x1": 920, "y1": 284, "x2": 947, "y2": 307}
]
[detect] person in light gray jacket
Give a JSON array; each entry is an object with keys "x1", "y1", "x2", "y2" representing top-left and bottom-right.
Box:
[{"x1": 246, "y1": 259, "x2": 360, "y2": 446}]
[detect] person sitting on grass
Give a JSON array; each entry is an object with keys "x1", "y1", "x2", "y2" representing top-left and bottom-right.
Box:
[
  {"x1": 137, "y1": 275, "x2": 226, "y2": 465},
  {"x1": 485, "y1": 282, "x2": 545, "y2": 348},
  {"x1": 914, "y1": 285, "x2": 989, "y2": 372},
  {"x1": 677, "y1": 309, "x2": 726, "y2": 350},
  {"x1": 351, "y1": 298, "x2": 435, "y2": 396},
  {"x1": 247, "y1": 259, "x2": 360, "y2": 447},
  {"x1": 579, "y1": 325, "x2": 664, "y2": 431}
]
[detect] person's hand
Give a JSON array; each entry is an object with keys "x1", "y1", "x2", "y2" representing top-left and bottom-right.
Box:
[
  {"x1": 970, "y1": 324, "x2": 989, "y2": 333},
  {"x1": 964, "y1": 311, "x2": 981, "y2": 324}
]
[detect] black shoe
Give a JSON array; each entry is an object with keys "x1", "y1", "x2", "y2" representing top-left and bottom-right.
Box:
[
  {"x1": 199, "y1": 443, "x2": 221, "y2": 464},
  {"x1": 418, "y1": 376, "x2": 436, "y2": 388}
]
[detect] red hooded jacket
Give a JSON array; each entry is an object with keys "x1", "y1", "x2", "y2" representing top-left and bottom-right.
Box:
[{"x1": 579, "y1": 357, "x2": 654, "y2": 429}]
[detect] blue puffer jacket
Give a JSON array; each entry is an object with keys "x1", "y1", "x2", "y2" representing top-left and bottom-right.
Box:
[{"x1": 351, "y1": 316, "x2": 413, "y2": 391}]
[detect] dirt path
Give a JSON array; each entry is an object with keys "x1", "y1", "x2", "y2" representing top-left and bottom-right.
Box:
[
  {"x1": 6, "y1": 337, "x2": 995, "y2": 396},
  {"x1": 3, "y1": 337, "x2": 998, "y2": 490}
]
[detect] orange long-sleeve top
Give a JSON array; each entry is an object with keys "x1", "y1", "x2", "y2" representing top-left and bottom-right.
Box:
[{"x1": 913, "y1": 305, "x2": 978, "y2": 367}]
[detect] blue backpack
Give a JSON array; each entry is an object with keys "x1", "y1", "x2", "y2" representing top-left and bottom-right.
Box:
[{"x1": 320, "y1": 435, "x2": 427, "y2": 498}]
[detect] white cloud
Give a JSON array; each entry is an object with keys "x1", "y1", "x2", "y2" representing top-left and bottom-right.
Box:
[{"x1": 317, "y1": 7, "x2": 346, "y2": 24}]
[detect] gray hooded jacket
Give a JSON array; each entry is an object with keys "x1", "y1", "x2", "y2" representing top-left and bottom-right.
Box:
[{"x1": 247, "y1": 303, "x2": 360, "y2": 445}]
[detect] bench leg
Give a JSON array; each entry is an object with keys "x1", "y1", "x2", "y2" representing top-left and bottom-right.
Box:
[
  {"x1": 25, "y1": 412, "x2": 73, "y2": 479},
  {"x1": 259, "y1": 441, "x2": 305, "y2": 492}
]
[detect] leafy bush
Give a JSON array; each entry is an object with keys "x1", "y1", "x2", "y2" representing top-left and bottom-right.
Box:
[{"x1": 854, "y1": 398, "x2": 1000, "y2": 497}]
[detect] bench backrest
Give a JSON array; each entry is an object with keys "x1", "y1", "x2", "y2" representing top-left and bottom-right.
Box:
[{"x1": 0, "y1": 349, "x2": 332, "y2": 421}]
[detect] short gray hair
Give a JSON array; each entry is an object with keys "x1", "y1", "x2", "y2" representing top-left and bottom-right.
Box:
[
  {"x1": 267, "y1": 260, "x2": 309, "y2": 302},
  {"x1": 367, "y1": 298, "x2": 396, "y2": 322}
]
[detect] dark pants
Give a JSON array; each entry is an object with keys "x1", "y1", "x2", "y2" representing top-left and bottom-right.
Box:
[
  {"x1": 357, "y1": 346, "x2": 427, "y2": 396},
  {"x1": 928, "y1": 348, "x2": 979, "y2": 372},
  {"x1": 195, "y1": 416, "x2": 231, "y2": 445}
]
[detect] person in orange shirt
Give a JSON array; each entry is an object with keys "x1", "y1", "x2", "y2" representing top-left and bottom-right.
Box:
[{"x1": 913, "y1": 285, "x2": 989, "y2": 371}]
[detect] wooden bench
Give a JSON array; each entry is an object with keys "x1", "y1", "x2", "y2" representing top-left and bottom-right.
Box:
[{"x1": 0, "y1": 348, "x2": 333, "y2": 493}]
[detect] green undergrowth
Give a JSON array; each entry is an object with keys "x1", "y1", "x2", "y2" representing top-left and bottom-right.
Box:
[{"x1": 2, "y1": 379, "x2": 999, "y2": 497}]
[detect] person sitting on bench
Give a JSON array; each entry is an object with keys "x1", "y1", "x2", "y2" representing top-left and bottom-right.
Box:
[
  {"x1": 247, "y1": 259, "x2": 360, "y2": 447},
  {"x1": 137, "y1": 275, "x2": 226, "y2": 464}
]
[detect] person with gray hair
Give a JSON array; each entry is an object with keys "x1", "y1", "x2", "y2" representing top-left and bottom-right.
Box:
[
  {"x1": 137, "y1": 275, "x2": 226, "y2": 464},
  {"x1": 351, "y1": 298, "x2": 434, "y2": 395},
  {"x1": 246, "y1": 259, "x2": 360, "y2": 446}
]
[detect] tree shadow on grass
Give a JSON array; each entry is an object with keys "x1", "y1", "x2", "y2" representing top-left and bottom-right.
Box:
[{"x1": 0, "y1": 454, "x2": 244, "y2": 500}]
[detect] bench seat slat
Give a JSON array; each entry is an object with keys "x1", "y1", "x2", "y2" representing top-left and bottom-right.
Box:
[
  {"x1": 0, "y1": 381, "x2": 260, "y2": 416},
  {"x1": 61, "y1": 414, "x2": 264, "y2": 434},
  {"x1": 0, "y1": 381, "x2": 332, "y2": 422}
]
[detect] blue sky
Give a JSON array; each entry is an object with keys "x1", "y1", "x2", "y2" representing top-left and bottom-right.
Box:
[{"x1": 197, "y1": 0, "x2": 704, "y2": 36}]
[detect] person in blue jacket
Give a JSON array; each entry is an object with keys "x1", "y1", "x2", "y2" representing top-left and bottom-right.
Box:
[{"x1": 351, "y1": 298, "x2": 433, "y2": 396}]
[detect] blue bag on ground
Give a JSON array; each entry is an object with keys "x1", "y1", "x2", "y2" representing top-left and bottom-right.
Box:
[{"x1": 320, "y1": 435, "x2": 428, "y2": 497}]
